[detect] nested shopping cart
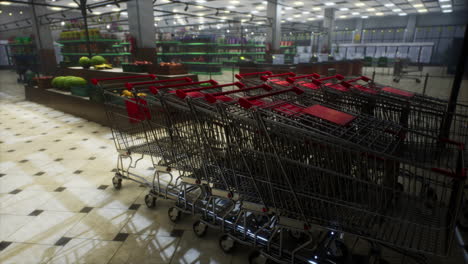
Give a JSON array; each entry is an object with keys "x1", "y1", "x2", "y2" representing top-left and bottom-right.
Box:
[{"x1": 235, "y1": 71, "x2": 273, "y2": 87}]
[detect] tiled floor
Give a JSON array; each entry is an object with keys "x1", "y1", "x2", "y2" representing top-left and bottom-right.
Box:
[{"x1": 0, "y1": 69, "x2": 466, "y2": 264}]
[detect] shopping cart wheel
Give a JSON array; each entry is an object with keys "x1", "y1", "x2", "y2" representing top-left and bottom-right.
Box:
[
  {"x1": 219, "y1": 234, "x2": 236, "y2": 253},
  {"x1": 168, "y1": 207, "x2": 181, "y2": 223},
  {"x1": 193, "y1": 220, "x2": 208, "y2": 238},
  {"x1": 144, "y1": 194, "x2": 157, "y2": 208},
  {"x1": 112, "y1": 175, "x2": 122, "y2": 190}
]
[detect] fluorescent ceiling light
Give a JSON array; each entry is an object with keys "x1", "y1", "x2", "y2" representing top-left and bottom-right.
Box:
[
  {"x1": 230, "y1": 0, "x2": 240, "y2": 4},
  {"x1": 287, "y1": 17, "x2": 293, "y2": 21},
  {"x1": 317, "y1": 15, "x2": 324, "y2": 18},
  {"x1": 197, "y1": 13, "x2": 204, "y2": 16},
  {"x1": 0, "y1": 1, "x2": 11, "y2": 5},
  {"x1": 413, "y1": 4, "x2": 423, "y2": 7},
  {"x1": 325, "y1": 2, "x2": 335, "y2": 6},
  {"x1": 442, "y1": 9, "x2": 452, "y2": 12},
  {"x1": 196, "y1": 5, "x2": 203, "y2": 9},
  {"x1": 281, "y1": 10, "x2": 285, "y2": 14},
  {"x1": 195, "y1": 0, "x2": 206, "y2": 3},
  {"x1": 293, "y1": 14, "x2": 301, "y2": 17},
  {"x1": 352, "y1": 12, "x2": 359, "y2": 15},
  {"x1": 385, "y1": 3, "x2": 395, "y2": 7},
  {"x1": 94, "y1": 11, "x2": 102, "y2": 15},
  {"x1": 111, "y1": 8, "x2": 120, "y2": 11},
  {"x1": 441, "y1": 4, "x2": 452, "y2": 8},
  {"x1": 307, "y1": 17, "x2": 315, "y2": 20},
  {"x1": 312, "y1": 7, "x2": 321, "y2": 11},
  {"x1": 398, "y1": 13, "x2": 407, "y2": 16},
  {"x1": 302, "y1": 11, "x2": 310, "y2": 14},
  {"x1": 361, "y1": 15, "x2": 369, "y2": 18},
  {"x1": 285, "y1": 6, "x2": 292, "y2": 10},
  {"x1": 227, "y1": 5, "x2": 236, "y2": 9},
  {"x1": 339, "y1": 8, "x2": 349, "y2": 11},
  {"x1": 376, "y1": 12, "x2": 384, "y2": 16},
  {"x1": 355, "y1": 3, "x2": 365, "y2": 7},
  {"x1": 366, "y1": 8, "x2": 375, "y2": 11},
  {"x1": 251, "y1": 10, "x2": 259, "y2": 13},
  {"x1": 281, "y1": 20, "x2": 285, "y2": 23},
  {"x1": 120, "y1": 11, "x2": 127, "y2": 16},
  {"x1": 50, "y1": 7, "x2": 62, "y2": 10},
  {"x1": 68, "y1": 3, "x2": 78, "y2": 7},
  {"x1": 339, "y1": 15, "x2": 347, "y2": 18},
  {"x1": 262, "y1": 1, "x2": 268, "y2": 4},
  {"x1": 418, "y1": 9, "x2": 427, "y2": 12},
  {"x1": 439, "y1": 0, "x2": 450, "y2": 2},
  {"x1": 392, "y1": 8, "x2": 402, "y2": 12},
  {"x1": 172, "y1": 8, "x2": 178, "y2": 12},
  {"x1": 294, "y1": 1, "x2": 304, "y2": 5},
  {"x1": 256, "y1": 5, "x2": 265, "y2": 10}
]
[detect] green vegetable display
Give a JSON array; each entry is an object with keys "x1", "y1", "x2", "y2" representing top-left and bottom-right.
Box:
[{"x1": 90, "y1": 55, "x2": 106, "y2": 66}]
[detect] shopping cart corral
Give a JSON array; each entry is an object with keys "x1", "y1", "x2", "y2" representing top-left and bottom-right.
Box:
[{"x1": 100, "y1": 73, "x2": 466, "y2": 264}]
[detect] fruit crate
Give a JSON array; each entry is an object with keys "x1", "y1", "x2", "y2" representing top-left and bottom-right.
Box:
[{"x1": 154, "y1": 64, "x2": 188, "y2": 75}]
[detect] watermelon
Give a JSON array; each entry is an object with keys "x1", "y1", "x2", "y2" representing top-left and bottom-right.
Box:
[
  {"x1": 90, "y1": 55, "x2": 106, "y2": 66},
  {"x1": 63, "y1": 76, "x2": 86, "y2": 90},
  {"x1": 54, "y1": 76, "x2": 67, "y2": 89},
  {"x1": 78, "y1": 56, "x2": 91, "y2": 68}
]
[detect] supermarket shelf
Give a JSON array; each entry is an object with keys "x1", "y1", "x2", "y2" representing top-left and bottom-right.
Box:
[
  {"x1": 183, "y1": 62, "x2": 222, "y2": 65},
  {"x1": 62, "y1": 52, "x2": 131, "y2": 56},
  {"x1": 189, "y1": 71, "x2": 223, "y2": 75},
  {"x1": 179, "y1": 42, "x2": 218, "y2": 46},
  {"x1": 121, "y1": 42, "x2": 130, "y2": 45},
  {"x1": 156, "y1": 41, "x2": 181, "y2": 44},
  {"x1": 280, "y1": 46, "x2": 296, "y2": 48},
  {"x1": 8, "y1": 43, "x2": 35, "y2": 46},
  {"x1": 57, "y1": 39, "x2": 120, "y2": 44}
]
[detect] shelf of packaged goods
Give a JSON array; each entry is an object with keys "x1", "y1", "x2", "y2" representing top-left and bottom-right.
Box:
[
  {"x1": 243, "y1": 52, "x2": 266, "y2": 55},
  {"x1": 120, "y1": 42, "x2": 131, "y2": 45},
  {"x1": 57, "y1": 39, "x2": 120, "y2": 44},
  {"x1": 156, "y1": 41, "x2": 181, "y2": 44},
  {"x1": 8, "y1": 43, "x2": 35, "y2": 46},
  {"x1": 280, "y1": 46, "x2": 296, "y2": 48},
  {"x1": 61, "y1": 52, "x2": 131, "y2": 56},
  {"x1": 182, "y1": 62, "x2": 222, "y2": 65},
  {"x1": 221, "y1": 60, "x2": 239, "y2": 63},
  {"x1": 178, "y1": 43, "x2": 218, "y2": 46},
  {"x1": 159, "y1": 52, "x2": 243, "y2": 55}
]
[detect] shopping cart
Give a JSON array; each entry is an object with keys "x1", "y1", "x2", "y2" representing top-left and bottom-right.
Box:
[{"x1": 235, "y1": 71, "x2": 272, "y2": 87}]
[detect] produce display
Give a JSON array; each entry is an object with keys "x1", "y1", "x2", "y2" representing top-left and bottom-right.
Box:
[
  {"x1": 78, "y1": 57, "x2": 91, "y2": 69},
  {"x1": 91, "y1": 55, "x2": 106, "y2": 66},
  {"x1": 51, "y1": 76, "x2": 87, "y2": 91}
]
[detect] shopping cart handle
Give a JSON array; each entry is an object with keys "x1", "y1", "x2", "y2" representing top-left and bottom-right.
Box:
[
  {"x1": 125, "y1": 77, "x2": 193, "y2": 89},
  {"x1": 205, "y1": 84, "x2": 273, "y2": 103},
  {"x1": 286, "y1": 73, "x2": 321, "y2": 83},
  {"x1": 339, "y1": 81, "x2": 353, "y2": 88},
  {"x1": 176, "y1": 82, "x2": 244, "y2": 99},
  {"x1": 346, "y1": 76, "x2": 371, "y2": 83},
  {"x1": 235, "y1": 71, "x2": 273, "y2": 80},
  {"x1": 311, "y1": 79, "x2": 323, "y2": 86},
  {"x1": 260, "y1": 72, "x2": 296, "y2": 81},
  {"x1": 148, "y1": 80, "x2": 218, "y2": 94},
  {"x1": 91, "y1": 74, "x2": 156, "y2": 85},
  {"x1": 314, "y1": 74, "x2": 345, "y2": 82},
  {"x1": 238, "y1": 87, "x2": 304, "y2": 109}
]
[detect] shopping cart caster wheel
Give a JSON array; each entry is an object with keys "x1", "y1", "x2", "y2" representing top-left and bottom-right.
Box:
[
  {"x1": 219, "y1": 234, "x2": 236, "y2": 253},
  {"x1": 112, "y1": 176, "x2": 122, "y2": 190},
  {"x1": 144, "y1": 194, "x2": 157, "y2": 208},
  {"x1": 168, "y1": 207, "x2": 181, "y2": 223},
  {"x1": 193, "y1": 220, "x2": 208, "y2": 238}
]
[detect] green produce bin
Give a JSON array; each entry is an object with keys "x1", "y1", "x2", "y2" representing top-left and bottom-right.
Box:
[{"x1": 71, "y1": 85, "x2": 91, "y2": 97}]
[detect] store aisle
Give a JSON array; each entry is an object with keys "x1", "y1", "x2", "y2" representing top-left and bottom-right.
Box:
[{"x1": 0, "y1": 70, "x2": 250, "y2": 264}]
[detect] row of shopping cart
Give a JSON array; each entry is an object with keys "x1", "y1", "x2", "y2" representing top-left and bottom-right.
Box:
[{"x1": 93, "y1": 71, "x2": 468, "y2": 264}]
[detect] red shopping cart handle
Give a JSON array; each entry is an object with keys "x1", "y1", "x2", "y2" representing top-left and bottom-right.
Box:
[
  {"x1": 286, "y1": 73, "x2": 321, "y2": 83},
  {"x1": 205, "y1": 84, "x2": 273, "y2": 103},
  {"x1": 260, "y1": 72, "x2": 296, "y2": 81},
  {"x1": 345, "y1": 76, "x2": 371, "y2": 83},
  {"x1": 238, "y1": 87, "x2": 304, "y2": 109},
  {"x1": 235, "y1": 71, "x2": 273, "y2": 80},
  {"x1": 176, "y1": 82, "x2": 244, "y2": 99},
  {"x1": 313, "y1": 74, "x2": 346, "y2": 82},
  {"x1": 125, "y1": 77, "x2": 193, "y2": 89},
  {"x1": 147, "y1": 80, "x2": 218, "y2": 94},
  {"x1": 91, "y1": 74, "x2": 156, "y2": 85}
]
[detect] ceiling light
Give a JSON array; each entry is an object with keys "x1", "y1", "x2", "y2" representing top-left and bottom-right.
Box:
[
  {"x1": 286, "y1": 17, "x2": 293, "y2": 21},
  {"x1": 294, "y1": 1, "x2": 304, "y2": 5},
  {"x1": 111, "y1": 8, "x2": 120, "y2": 11},
  {"x1": 68, "y1": 2, "x2": 78, "y2": 7},
  {"x1": 317, "y1": 15, "x2": 323, "y2": 18},
  {"x1": 324, "y1": 2, "x2": 335, "y2": 6},
  {"x1": 366, "y1": 8, "x2": 375, "y2": 11},
  {"x1": 442, "y1": 9, "x2": 452, "y2": 13},
  {"x1": 413, "y1": 4, "x2": 423, "y2": 7},
  {"x1": 256, "y1": 5, "x2": 265, "y2": 10},
  {"x1": 94, "y1": 11, "x2": 102, "y2": 15},
  {"x1": 398, "y1": 13, "x2": 407, "y2": 16},
  {"x1": 251, "y1": 10, "x2": 259, "y2": 14},
  {"x1": 339, "y1": 15, "x2": 347, "y2": 18},
  {"x1": 19, "y1": 11, "x2": 23, "y2": 14},
  {"x1": 293, "y1": 14, "x2": 301, "y2": 17},
  {"x1": 392, "y1": 8, "x2": 402, "y2": 12},
  {"x1": 227, "y1": 5, "x2": 236, "y2": 9},
  {"x1": 385, "y1": 3, "x2": 395, "y2": 7},
  {"x1": 0, "y1": 10, "x2": 2, "y2": 14},
  {"x1": 281, "y1": 20, "x2": 285, "y2": 23},
  {"x1": 339, "y1": 8, "x2": 349, "y2": 11},
  {"x1": 8, "y1": 12, "x2": 11, "y2": 16},
  {"x1": 120, "y1": 11, "x2": 127, "y2": 16},
  {"x1": 285, "y1": 6, "x2": 292, "y2": 10},
  {"x1": 61, "y1": 21, "x2": 65, "y2": 26},
  {"x1": 352, "y1": 12, "x2": 359, "y2": 15},
  {"x1": 197, "y1": 13, "x2": 204, "y2": 16},
  {"x1": 262, "y1": 1, "x2": 267, "y2": 4},
  {"x1": 439, "y1": 0, "x2": 450, "y2": 2},
  {"x1": 441, "y1": 4, "x2": 451, "y2": 8},
  {"x1": 376, "y1": 12, "x2": 384, "y2": 16},
  {"x1": 361, "y1": 15, "x2": 369, "y2": 18},
  {"x1": 50, "y1": 7, "x2": 62, "y2": 11},
  {"x1": 0, "y1": 2, "x2": 12, "y2": 5},
  {"x1": 302, "y1": 11, "x2": 310, "y2": 14},
  {"x1": 195, "y1": 0, "x2": 206, "y2": 2},
  {"x1": 355, "y1": 3, "x2": 365, "y2": 7},
  {"x1": 230, "y1": 0, "x2": 240, "y2": 3},
  {"x1": 307, "y1": 17, "x2": 315, "y2": 20},
  {"x1": 281, "y1": 10, "x2": 285, "y2": 14},
  {"x1": 312, "y1": 7, "x2": 321, "y2": 11},
  {"x1": 418, "y1": 9, "x2": 427, "y2": 12},
  {"x1": 224, "y1": 10, "x2": 230, "y2": 13}
]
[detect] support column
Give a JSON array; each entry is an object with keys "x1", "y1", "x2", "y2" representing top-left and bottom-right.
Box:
[
  {"x1": 127, "y1": 0, "x2": 156, "y2": 62},
  {"x1": 404, "y1": 15, "x2": 417, "y2": 42},
  {"x1": 30, "y1": 0, "x2": 57, "y2": 75},
  {"x1": 322, "y1": 7, "x2": 335, "y2": 54},
  {"x1": 266, "y1": 0, "x2": 281, "y2": 61},
  {"x1": 354, "y1": 18, "x2": 363, "y2": 43}
]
